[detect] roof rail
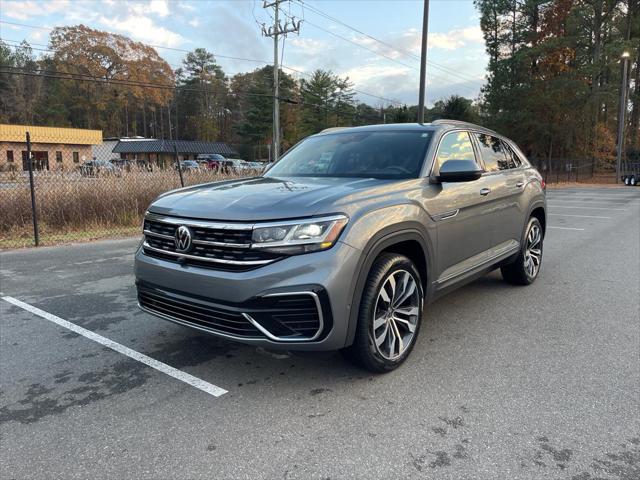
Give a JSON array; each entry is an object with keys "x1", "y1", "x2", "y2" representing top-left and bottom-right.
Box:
[
  {"x1": 319, "y1": 127, "x2": 349, "y2": 134},
  {"x1": 431, "y1": 119, "x2": 498, "y2": 135}
]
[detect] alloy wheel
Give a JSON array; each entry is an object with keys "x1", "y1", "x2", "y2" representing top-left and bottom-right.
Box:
[
  {"x1": 371, "y1": 269, "x2": 421, "y2": 360},
  {"x1": 524, "y1": 223, "x2": 542, "y2": 278}
]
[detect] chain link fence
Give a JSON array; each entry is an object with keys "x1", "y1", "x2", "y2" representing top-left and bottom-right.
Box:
[
  {"x1": 530, "y1": 157, "x2": 616, "y2": 184},
  {"x1": 0, "y1": 132, "x2": 260, "y2": 249},
  {"x1": 1, "y1": 131, "x2": 621, "y2": 250}
]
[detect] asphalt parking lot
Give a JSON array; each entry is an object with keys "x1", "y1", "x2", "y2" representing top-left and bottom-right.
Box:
[{"x1": 1, "y1": 186, "x2": 639, "y2": 480}]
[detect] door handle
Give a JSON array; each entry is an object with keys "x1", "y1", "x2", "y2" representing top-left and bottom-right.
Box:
[
  {"x1": 515, "y1": 182, "x2": 524, "y2": 188},
  {"x1": 480, "y1": 187, "x2": 491, "y2": 196}
]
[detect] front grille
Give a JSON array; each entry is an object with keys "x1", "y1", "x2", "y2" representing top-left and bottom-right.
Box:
[
  {"x1": 137, "y1": 284, "x2": 262, "y2": 337},
  {"x1": 142, "y1": 214, "x2": 281, "y2": 271},
  {"x1": 137, "y1": 283, "x2": 330, "y2": 342}
]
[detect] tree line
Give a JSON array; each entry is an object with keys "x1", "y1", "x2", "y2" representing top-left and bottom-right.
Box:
[
  {"x1": 1, "y1": 0, "x2": 639, "y2": 164},
  {"x1": 0, "y1": 25, "x2": 434, "y2": 160},
  {"x1": 476, "y1": 0, "x2": 639, "y2": 163}
]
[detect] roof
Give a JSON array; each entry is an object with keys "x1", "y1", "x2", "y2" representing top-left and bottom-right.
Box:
[
  {"x1": 112, "y1": 139, "x2": 237, "y2": 156},
  {"x1": 0, "y1": 124, "x2": 102, "y2": 145},
  {"x1": 315, "y1": 121, "x2": 499, "y2": 136}
]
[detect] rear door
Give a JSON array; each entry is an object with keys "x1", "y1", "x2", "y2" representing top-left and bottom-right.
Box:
[
  {"x1": 427, "y1": 130, "x2": 499, "y2": 283},
  {"x1": 471, "y1": 133, "x2": 526, "y2": 248}
]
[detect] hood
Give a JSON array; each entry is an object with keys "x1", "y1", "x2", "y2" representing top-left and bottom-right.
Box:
[{"x1": 148, "y1": 176, "x2": 394, "y2": 221}]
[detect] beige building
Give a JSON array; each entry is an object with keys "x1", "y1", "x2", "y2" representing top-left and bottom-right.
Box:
[{"x1": 0, "y1": 124, "x2": 102, "y2": 171}]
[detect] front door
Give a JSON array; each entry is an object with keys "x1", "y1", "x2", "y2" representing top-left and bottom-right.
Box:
[{"x1": 425, "y1": 130, "x2": 500, "y2": 284}]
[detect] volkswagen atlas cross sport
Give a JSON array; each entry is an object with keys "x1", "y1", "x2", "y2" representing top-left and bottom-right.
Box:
[{"x1": 135, "y1": 120, "x2": 546, "y2": 372}]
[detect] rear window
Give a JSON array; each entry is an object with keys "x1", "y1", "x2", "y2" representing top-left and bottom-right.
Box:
[
  {"x1": 473, "y1": 133, "x2": 510, "y2": 172},
  {"x1": 502, "y1": 141, "x2": 522, "y2": 168},
  {"x1": 265, "y1": 130, "x2": 433, "y2": 179}
]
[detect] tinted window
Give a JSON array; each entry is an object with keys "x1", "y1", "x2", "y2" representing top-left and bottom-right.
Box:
[
  {"x1": 501, "y1": 140, "x2": 521, "y2": 168},
  {"x1": 435, "y1": 131, "x2": 477, "y2": 169},
  {"x1": 473, "y1": 133, "x2": 509, "y2": 172},
  {"x1": 265, "y1": 131, "x2": 433, "y2": 179}
]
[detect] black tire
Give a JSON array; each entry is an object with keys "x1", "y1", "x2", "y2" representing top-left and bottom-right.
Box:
[
  {"x1": 501, "y1": 217, "x2": 544, "y2": 285},
  {"x1": 631, "y1": 176, "x2": 637, "y2": 186},
  {"x1": 342, "y1": 253, "x2": 424, "y2": 373}
]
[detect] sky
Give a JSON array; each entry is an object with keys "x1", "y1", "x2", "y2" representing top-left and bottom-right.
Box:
[{"x1": 0, "y1": 0, "x2": 488, "y2": 106}]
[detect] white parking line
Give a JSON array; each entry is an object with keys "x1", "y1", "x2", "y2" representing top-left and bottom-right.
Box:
[
  {"x1": 547, "y1": 196, "x2": 640, "y2": 201},
  {"x1": 548, "y1": 226, "x2": 585, "y2": 231},
  {"x1": 2, "y1": 296, "x2": 228, "y2": 398},
  {"x1": 548, "y1": 204, "x2": 627, "y2": 211},
  {"x1": 548, "y1": 213, "x2": 611, "y2": 219}
]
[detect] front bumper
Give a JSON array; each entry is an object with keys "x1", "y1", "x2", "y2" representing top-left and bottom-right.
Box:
[{"x1": 134, "y1": 240, "x2": 361, "y2": 351}]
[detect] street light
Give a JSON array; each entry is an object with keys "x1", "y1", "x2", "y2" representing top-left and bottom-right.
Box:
[{"x1": 616, "y1": 51, "x2": 631, "y2": 183}]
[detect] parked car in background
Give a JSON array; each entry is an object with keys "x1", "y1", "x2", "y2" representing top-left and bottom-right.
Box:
[
  {"x1": 135, "y1": 120, "x2": 546, "y2": 372},
  {"x1": 176, "y1": 160, "x2": 200, "y2": 172},
  {"x1": 226, "y1": 158, "x2": 261, "y2": 173},
  {"x1": 79, "y1": 160, "x2": 122, "y2": 177},
  {"x1": 196, "y1": 154, "x2": 231, "y2": 171},
  {"x1": 110, "y1": 158, "x2": 136, "y2": 172}
]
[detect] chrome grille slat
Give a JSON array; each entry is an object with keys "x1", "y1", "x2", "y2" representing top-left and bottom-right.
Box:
[
  {"x1": 142, "y1": 214, "x2": 280, "y2": 270},
  {"x1": 142, "y1": 242, "x2": 273, "y2": 266}
]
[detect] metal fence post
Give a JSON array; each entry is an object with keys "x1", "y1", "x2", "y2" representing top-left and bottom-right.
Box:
[
  {"x1": 174, "y1": 144, "x2": 184, "y2": 188},
  {"x1": 26, "y1": 131, "x2": 40, "y2": 246}
]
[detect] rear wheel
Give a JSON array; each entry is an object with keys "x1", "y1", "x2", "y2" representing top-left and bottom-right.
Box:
[
  {"x1": 631, "y1": 176, "x2": 637, "y2": 186},
  {"x1": 501, "y1": 217, "x2": 543, "y2": 285},
  {"x1": 343, "y1": 253, "x2": 424, "y2": 373}
]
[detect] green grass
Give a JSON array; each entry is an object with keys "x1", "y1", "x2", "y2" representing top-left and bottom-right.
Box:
[{"x1": 0, "y1": 226, "x2": 141, "y2": 250}]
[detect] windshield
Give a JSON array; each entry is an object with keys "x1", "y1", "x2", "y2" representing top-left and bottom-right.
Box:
[{"x1": 265, "y1": 130, "x2": 433, "y2": 179}]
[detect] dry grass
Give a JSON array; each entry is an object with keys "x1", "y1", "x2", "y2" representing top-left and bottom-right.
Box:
[{"x1": 0, "y1": 169, "x2": 249, "y2": 249}]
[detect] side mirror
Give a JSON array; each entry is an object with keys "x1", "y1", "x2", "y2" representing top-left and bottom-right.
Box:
[{"x1": 436, "y1": 159, "x2": 483, "y2": 183}]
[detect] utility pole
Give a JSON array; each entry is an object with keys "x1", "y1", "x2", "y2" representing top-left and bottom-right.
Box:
[
  {"x1": 616, "y1": 51, "x2": 630, "y2": 183},
  {"x1": 262, "y1": 0, "x2": 301, "y2": 162},
  {"x1": 417, "y1": 0, "x2": 430, "y2": 123}
]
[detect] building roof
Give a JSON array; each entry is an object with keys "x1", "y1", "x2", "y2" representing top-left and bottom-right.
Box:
[
  {"x1": 0, "y1": 124, "x2": 102, "y2": 145},
  {"x1": 112, "y1": 139, "x2": 236, "y2": 156}
]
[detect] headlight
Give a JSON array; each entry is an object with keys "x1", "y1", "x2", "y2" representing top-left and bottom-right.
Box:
[{"x1": 251, "y1": 215, "x2": 349, "y2": 254}]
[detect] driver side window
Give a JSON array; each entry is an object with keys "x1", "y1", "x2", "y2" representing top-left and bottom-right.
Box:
[{"x1": 435, "y1": 131, "x2": 477, "y2": 170}]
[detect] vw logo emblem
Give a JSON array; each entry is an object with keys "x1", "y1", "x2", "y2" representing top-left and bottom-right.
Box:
[{"x1": 174, "y1": 225, "x2": 193, "y2": 253}]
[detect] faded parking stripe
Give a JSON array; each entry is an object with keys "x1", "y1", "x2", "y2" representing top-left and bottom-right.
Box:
[{"x1": 2, "y1": 296, "x2": 228, "y2": 398}]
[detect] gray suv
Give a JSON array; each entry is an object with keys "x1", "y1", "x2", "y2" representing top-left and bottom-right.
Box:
[{"x1": 135, "y1": 121, "x2": 546, "y2": 372}]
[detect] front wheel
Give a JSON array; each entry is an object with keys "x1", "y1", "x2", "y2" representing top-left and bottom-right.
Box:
[
  {"x1": 343, "y1": 253, "x2": 424, "y2": 373},
  {"x1": 501, "y1": 217, "x2": 543, "y2": 285}
]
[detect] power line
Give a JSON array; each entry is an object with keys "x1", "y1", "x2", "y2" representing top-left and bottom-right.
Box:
[
  {"x1": 302, "y1": 20, "x2": 480, "y2": 95},
  {"x1": 303, "y1": 19, "x2": 416, "y2": 70},
  {"x1": 1, "y1": 39, "x2": 402, "y2": 109},
  {"x1": 0, "y1": 66, "x2": 389, "y2": 118},
  {"x1": 293, "y1": 0, "x2": 483, "y2": 84},
  {"x1": 0, "y1": 21, "x2": 404, "y2": 105}
]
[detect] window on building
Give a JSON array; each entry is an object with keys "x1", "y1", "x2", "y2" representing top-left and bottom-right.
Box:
[
  {"x1": 473, "y1": 133, "x2": 510, "y2": 172},
  {"x1": 73, "y1": 151, "x2": 79, "y2": 163},
  {"x1": 56, "y1": 151, "x2": 63, "y2": 163},
  {"x1": 6, "y1": 150, "x2": 14, "y2": 163},
  {"x1": 21, "y1": 151, "x2": 49, "y2": 171}
]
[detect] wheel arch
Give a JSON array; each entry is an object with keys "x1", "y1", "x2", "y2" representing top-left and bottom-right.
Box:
[
  {"x1": 344, "y1": 224, "x2": 434, "y2": 348},
  {"x1": 528, "y1": 202, "x2": 547, "y2": 236}
]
